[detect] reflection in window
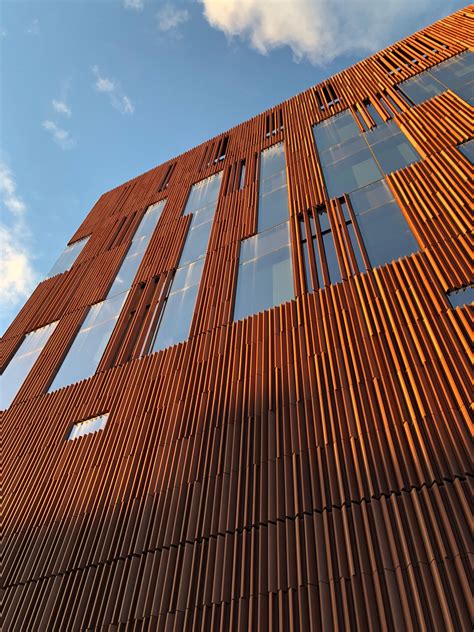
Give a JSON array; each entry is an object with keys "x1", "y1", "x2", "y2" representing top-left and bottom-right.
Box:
[
  {"x1": 299, "y1": 203, "x2": 365, "y2": 291},
  {"x1": 1, "y1": 321, "x2": 58, "y2": 410},
  {"x1": 258, "y1": 142, "x2": 289, "y2": 232},
  {"x1": 349, "y1": 180, "x2": 418, "y2": 268},
  {"x1": 458, "y1": 139, "x2": 474, "y2": 164},
  {"x1": 313, "y1": 110, "x2": 420, "y2": 199},
  {"x1": 446, "y1": 285, "x2": 474, "y2": 309},
  {"x1": 234, "y1": 222, "x2": 294, "y2": 321},
  {"x1": 150, "y1": 172, "x2": 223, "y2": 352},
  {"x1": 49, "y1": 292, "x2": 129, "y2": 392},
  {"x1": 399, "y1": 50, "x2": 474, "y2": 105},
  {"x1": 338, "y1": 200, "x2": 366, "y2": 275},
  {"x1": 234, "y1": 142, "x2": 294, "y2": 321},
  {"x1": 49, "y1": 200, "x2": 166, "y2": 392},
  {"x1": 183, "y1": 173, "x2": 222, "y2": 216},
  {"x1": 68, "y1": 414, "x2": 108, "y2": 441},
  {"x1": 365, "y1": 121, "x2": 420, "y2": 175},
  {"x1": 397, "y1": 73, "x2": 445, "y2": 104},
  {"x1": 300, "y1": 210, "x2": 340, "y2": 288},
  {"x1": 239, "y1": 160, "x2": 246, "y2": 190},
  {"x1": 107, "y1": 200, "x2": 165, "y2": 298},
  {"x1": 47, "y1": 236, "x2": 90, "y2": 278}
]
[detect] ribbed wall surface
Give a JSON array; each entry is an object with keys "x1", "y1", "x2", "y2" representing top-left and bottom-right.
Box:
[{"x1": 1, "y1": 6, "x2": 473, "y2": 631}]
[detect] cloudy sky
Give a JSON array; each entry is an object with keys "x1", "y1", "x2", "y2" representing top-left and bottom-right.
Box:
[{"x1": 0, "y1": 0, "x2": 465, "y2": 333}]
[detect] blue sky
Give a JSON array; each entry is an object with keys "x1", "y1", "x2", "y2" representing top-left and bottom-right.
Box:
[{"x1": 0, "y1": 0, "x2": 465, "y2": 334}]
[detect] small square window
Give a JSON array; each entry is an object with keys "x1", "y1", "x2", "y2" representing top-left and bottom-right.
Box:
[
  {"x1": 446, "y1": 285, "x2": 474, "y2": 309},
  {"x1": 68, "y1": 414, "x2": 108, "y2": 441},
  {"x1": 458, "y1": 139, "x2": 474, "y2": 164}
]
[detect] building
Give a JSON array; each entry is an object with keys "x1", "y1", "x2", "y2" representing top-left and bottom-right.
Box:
[{"x1": 1, "y1": 6, "x2": 472, "y2": 631}]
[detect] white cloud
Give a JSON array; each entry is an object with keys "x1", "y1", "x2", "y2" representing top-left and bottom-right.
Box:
[
  {"x1": 0, "y1": 164, "x2": 26, "y2": 215},
  {"x1": 92, "y1": 66, "x2": 135, "y2": 114},
  {"x1": 26, "y1": 18, "x2": 40, "y2": 35},
  {"x1": 0, "y1": 225, "x2": 37, "y2": 311},
  {"x1": 0, "y1": 163, "x2": 37, "y2": 327},
  {"x1": 200, "y1": 0, "x2": 447, "y2": 65},
  {"x1": 121, "y1": 95, "x2": 135, "y2": 114},
  {"x1": 123, "y1": 0, "x2": 144, "y2": 9},
  {"x1": 156, "y1": 3, "x2": 190, "y2": 32},
  {"x1": 52, "y1": 99, "x2": 72, "y2": 117},
  {"x1": 42, "y1": 120, "x2": 76, "y2": 150},
  {"x1": 95, "y1": 75, "x2": 115, "y2": 93}
]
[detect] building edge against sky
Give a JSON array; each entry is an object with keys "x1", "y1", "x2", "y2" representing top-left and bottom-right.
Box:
[{"x1": 1, "y1": 6, "x2": 473, "y2": 631}]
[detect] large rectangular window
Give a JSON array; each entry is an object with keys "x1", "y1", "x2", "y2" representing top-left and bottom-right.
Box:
[
  {"x1": 149, "y1": 171, "x2": 223, "y2": 352},
  {"x1": 234, "y1": 142, "x2": 294, "y2": 321},
  {"x1": 314, "y1": 111, "x2": 382, "y2": 199},
  {"x1": 48, "y1": 293, "x2": 129, "y2": 392},
  {"x1": 258, "y1": 143, "x2": 289, "y2": 231},
  {"x1": 106, "y1": 200, "x2": 165, "y2": 298},
  {"x1": 299, "y1": 203, "x2": 365, "y2": 291},
  {"x1": 399, "y1": 50, "x2": 474, "y2": 105},
  {"x1": 48, "y1": 200, "x2": 165, "y2": 392},
  {"x1": 234, "y1": 222, "x2": 294, "y2": 321},
  {"x1": 364, "y1": 120, "x2": 420, "y2": 175},
  {"x1": 46, "y1": 236, "x2": 90, "y2": 278},
  {"x1": 1, "y1": 321, "x2": 58, "y2": 410},
  {"x1": 313, "y1": 110, "x2": 420, "y2": 199},
  {"x1": 349, "y1": 180, "x2": 418, "y2": 268}
]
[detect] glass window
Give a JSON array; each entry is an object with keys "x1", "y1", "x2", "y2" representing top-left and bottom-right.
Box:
[
  {"x1": 299, "y1": 217, "x2": 319, "y2": 291},
  {"x1": 234, "y1": 222, "x2": 294, "y2": 321},
  {"x1": 151, "y1": 259, "x2": 204, "y2": 352},
  {"x1": 366, "y1": 102, "x2": 386, "y2": 126},
  {"x1": 47, "y1": 236, "x2": 89, "y2": 278},
  {"x1": 239, "y1": 161, "x2": 246, "y2": 190},
  {"x1": 429, "y1": 51, "x2": 474, "y2": 104},
  {"x1": 184, "y1": 172, "x2": 222, "y2": 215},
  {"x1": 366, "y1": 121, "x2": 420, "y2": 174},
  {"x1": 398, "y1": 73, "x2": 445, "y2": 104},
  {"x1": 322, "y1": 232, "x2": 341, "y2": 284},
  {"x1": 258, "y1": 187, "x2": 289, "y2": 233},
  {"x1": 106, "y1": 251, "x2": 143, "y2": 297},
  {"x1": 49, "y1": 292, "x2": 128, "y2": 392},
  {"x1": 106, "y1": 200, "x2": 165, "y2": 298},
  {"x1": 446, "y1": 285, "x2": 474, "y2": 309},
  {"x1": 258, "y1": 143, "x2": 289, "y2": 232},
  {"x1": 68, "y1": 414, "x2": 108, "y2": 441},
  {"x1": 148, "y1": 173, "x2": 223, "y2": 352},
  {"x1": 240, "y1": 218, "x2": 290, "y2": 262},
  {"x1": 151, "y1": 280, "x2": 199, "y2": 352},
  {"x1": 48, "y1": 200, "x2": 166, "y2": 393},
  {"x1": 179, "y1": 219, "x2": 213, "y2": 266},
  {"x1": 1, "y1": 322, "x2": 58, "y2": 410},
  {"x1": 399, "y1": 51, "x2": 474, "y2": 105},
  {"x1": 317, "y1": 134, "x2": 368, "y2": 165},
  {"x1": 322, "y1": 150, "x2": 382, "y2": 198},
  {"x1": 260, "y1": 142, "x2": 286, "y2": 180},
  {"x1": 301, "y1": 240, "x2": 313, "y2": 291},
  {"x1": 349, "y1": 180, "x2": 418, "y2": 268},
  {"x1": 300, "y1": 208, "x2": 352, "y2": 289},
  {"x1": 346, "y1": 222, "x2": 366, "y2": 272},
  {"x1": 313, "y1": 110, "x2": 360, "y2": 152},
  {"x1": 314, "y1": 119, "x2": 382, "y2": 199},
  {"x1": 133, "y1": 201, "x2": 165, "y2": 241},
  {"x1": 314, "y1": 112, "x2": 420, "y2": 198},
  {"x1": 458, "y1": 139, "x2": 474, "y2": 164}
]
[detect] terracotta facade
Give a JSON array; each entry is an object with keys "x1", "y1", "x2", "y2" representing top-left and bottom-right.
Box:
[{"x1": 1, "y1": 6, "x2": 472, "y2": 630}]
